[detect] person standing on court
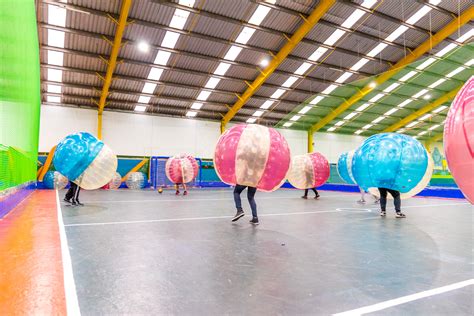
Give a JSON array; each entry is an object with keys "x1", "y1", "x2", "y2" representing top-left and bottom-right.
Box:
[
  {"x1": 231, "y1": 185, "x2": 259, "y2": 225},
  {"x1": 378, "y1": 188, "x2": 405, "y2": 218},
  {"x1": 301, "y1": 187, "x2": 320, "y2": 199},
  {"x1": 64, "y1": 181, "x2": 83, "y2": 206}
]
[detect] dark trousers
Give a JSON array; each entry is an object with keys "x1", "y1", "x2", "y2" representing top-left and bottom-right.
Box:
[
  {"x1": 65, "y1": 182, "x2": 81, "y2": 202},
  {"x1": 233, "y1": 185, "x2": 257, "y2": 218},
  {"x1": 378, "y1": 188, "x2": 401, "y2": 212},
  {"x1": 303, "y1": 188, "x2": 319, "y2": 197}
]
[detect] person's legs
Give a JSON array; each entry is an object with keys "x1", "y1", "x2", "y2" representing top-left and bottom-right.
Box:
[
  {"x1": 175, "y1": 184, "x2": 180, "y2": 195},
  {"x1": 183, "y1": 183, "x2": 187, "y2": 195},
  {"x1": 74, "y1": 186, "x2": 83, "y2": 206},
  {"x1": 247, "y1": 187, "x2": 257, "y2": 218},
  {"x1": 64, "y1": 182, "x2": 75, "y2": 202},
  {"x1": 232, "y1": 185, "x2": 246, "y2": 221},
  {"x1": 387, "y1": 189, "x2": 404, "y2": 217},
  {"x1": 378, "y1": 188, "x2": 388, "y2": 216},
  {"x1": 358, "y1": 187, "x2": 366, "y2": 203},
  {"x1": 312, "y1": 188, "x2": 320, "y2": 199},
  {"x1": 302, "y1": 189, "x2": 309, "y2": 199}
]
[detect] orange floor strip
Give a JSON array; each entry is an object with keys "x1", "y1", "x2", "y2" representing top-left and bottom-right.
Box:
[{"x1": 0, "y1": 190, "x2": 66, "y2": 314}]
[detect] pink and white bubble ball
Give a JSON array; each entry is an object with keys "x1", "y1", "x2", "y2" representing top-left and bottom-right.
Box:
[
  {"x1": 165, "y1": 154, "x2": 199, "y2": 184},
  {"x1": 444, "y1": 76, "x2": 474, "y2": 203},
  {"x1": 214, "y1": 124, "x2": 291, "y2": 192},
  {"x1": 287, "y1": 152, "x2": 330, "y2": 189}
]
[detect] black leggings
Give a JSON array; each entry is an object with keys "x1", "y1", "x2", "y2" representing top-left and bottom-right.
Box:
[
  {"x1": 233, "y1": 185, "x2": 257, "y2": 218},
  {"x1": 378, "y1": 188, "x2": 401, "y2": 212},
  {"x1": 303, "y1": 188, "x2": 319, "y2": 197},
  {"x1": 65, "y1": 182, "x2": 81, "y2": 202}
]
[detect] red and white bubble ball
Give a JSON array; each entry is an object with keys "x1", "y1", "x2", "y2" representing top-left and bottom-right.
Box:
[
  {"x1": 214, "y1": 124, "x2": 291, "y2": 192},
  {"x1": 444, "y1": 76, "x2": 474, "y2": 203},
  {"x1": 165, "y1": 154, "x2": 199, "y2": 184},
  {"x1": 287, "y1": 152, "x2": 330, "y2": 189}
]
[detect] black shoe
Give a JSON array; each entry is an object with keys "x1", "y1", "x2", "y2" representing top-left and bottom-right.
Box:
[
  {"x1": 63, "y1": 198, "x2": 72, "y2": 204},
  {"x1": 301, "y1": 196, "x2": 308, "y2": 199},
  {"x1": 380, "y1": 211, "x2": 386, "y2": 217},
  {"x1": 232, "y1": 210, "x2": 244, "y2": 222},
  {"x1": 314, "y1": 195, "x2": 320, "y2": 200},
  {"x1": 396, "y1": 212, "x2": 406, "y2": 218},
  {"x1": 76, "y1": 201, "x2": 84, "y2": 206},
  {"x1": 249, "y1": 217, "x2": 259, "y2": 225},
  {"x1": 71, "y1": 200, "x2": 77, "y2": 206}
]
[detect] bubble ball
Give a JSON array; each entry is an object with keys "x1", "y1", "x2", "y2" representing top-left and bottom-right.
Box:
[
  {"x1": 43, "y1": 171, "x2": 68, "y2": 189},
  {"x1": 214, "y1": 124, "x2": 291, "y2": 192},
  {"x1": 53, "y1": 132, "x2": 118, "y2": 190},
  {"x1": 125, "y1": 172, "x2": 147, "y2": 189},
  {"x1": 444, "y1": 76, "x2": 474, "y2": 203},
  {"x1": 165, "y1": 154, "x2": 199, "y2": 184},
  {"x1": 107, "y1": 172, "x2": 122, "y2": 189},
  {"x1": 352, "y1": 133, "x2": 428, "y2": 195},
  {"x1": 337, "y1": 150, "x2": 356, "y2": 184},
  {"x1": 287, "y1": 152, "x2": 330, "y2": 189}
]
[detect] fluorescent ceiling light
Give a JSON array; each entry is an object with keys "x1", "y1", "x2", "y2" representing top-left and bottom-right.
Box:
[
  {"x1": 204, "y1": 77, "x2": 221, "y2": 89},
  {"x1": 246, "y1": 117, "x2": 257, "y2": 123},
  {"x1": 153, "y1": 50, "x2": 172, "y2": 65},
  {"x1": 350, "y1": 58, "x2": 369, "y2": 71},
  {"x1": 385, "y1": 26, "x2": 409, "y2": 42},
  {"x1": 362, "y1": 124, "x2": 373, "y2": 129},
  {"x1": 356, "y1": 103, "x2": 370, "y2": 111},
  {"x1": 260, "y1": 100, "x2": 274, "y2": 109},
  {"x1": 335, "y1": 72, "x2": 353, "y2": 83},
  {"x1": 294, "y1": 62, "x2": 312, "y2": 75},
  {"x1": 148, "y1": 68, "x2": 164, "y2": 80},
  {"x1": 270, "y1": 89, "x2": 285, "y2": 99},
  {"x1": 429, "y1": 0, "x2": 442, "y2": 4},
  {"x1": 46, "y1": 95, "x2": 61, "y2": 103},
  {"x1": 134, "y1": 105, "x2": 147, "y2": 112},
  {"x1": 335, "y1": 120, "x2": 345, "y2": 126},
  {"x1": 47, "y1": 84, "x2": 61, "y2": 93},
  {"x1": 290, "y1": 115, "x2": 301, "y2": 121},
  {"x1": 344, "y1": 112, "x2": 358, "y2": 120},
  {"x1": 385, "y1": 108, "x2": 399, "y2": 116},
  {"x1": 327, "y1": 126, "x2": 337, "y2": 132},
  {"x1": 138, "y1": 96, "x2": 151, "y2": 103},
  {"x1": 214, "y1": 62, "x2": 231, "y2": 75},
  {"x1": 456, "y1": 29, "x2": 474, "y2": 43},
  {"x1": 308, "y1": 47, "x2": 328, "y2": 62},
  {"x1": 322, "y1": 84, "x2": 337, "y2": 95},
  {"x1": 47, "y1": 50, "x2": 64, "y2": 66},
  {"x1": 354, "y1": 130, "x2": 363, "y2": 135},
  {"x1": 178, "y1": 0, "x2": 195, "y2": 7},
  {"x1": 398, "y1": 99, "x2": 412, "y2": 108},
  {"x1": 361, "y1": 0, "x2": 377, "y2": 8},
  {"x1": 47, "y1": 29, "x2": 65, "y2": 48},
  {"x1": 416, "y1": 57, "x2": 436, "y2": 70},
  {"x1": 428, "y1": 78, "x2": 446, "y2": 88},
  {"x1": 418, "y1": 131, "x2": 427, "y2": 136},
  {"x1": 446, "y1": 66, "x2": 465, "y2": 78},
  {"x1": 464, "y1": 59, "x2": 474, "y2": 67},
  {"x1": 324, "y1": 29, "x2": 346, "y2": 46},
  {"x1": 162, "y1": 31, "x2": 180, "y2": 49},
  {"x1": 283, "y1": 122, "x2": 293, "y2": 127},
  {"x1": 186, "y1": 111, "x2": 198, "y2": 117},
  {"x1": 423, "y1": 94, "x2": 431, "y2": 100},
  {"x1": 235, "y1": 27, "x2": 256, "y2": 44},
  {"x1": 369, "y1": 93, "x2": 385, "y2": 102},
  {"x1": 341, "y1": 9, "x2": 365, "y2": 28},
  {"x1": 299, "y1": 106, "x2": 312, "y2": 114},
  {"x1": 399, "y1": 70, "x2": 417, "y2": 82},
  {"x1": 435, "y1": 43, "x2": 457, "y2": 57},
  {"x1": 253, "y1": 110, "x2": 264, "y2": 117},
  {"x1": 406, "y1": 121, "x2": 419, "y2": 128},
  {"x1": 248, "y1": 5, "x2": 271, "y2": 26},
  {"x1": 413, "y1": 89, "x2": 428, "y2": 98},
  {"x1": 397, "y1": 129, "x2": 406, "y2": 133},
  {"x1": 191, "y1": 102, "x2": 203, "y2": 109},
  {"x1": 373, "y1": 117, "x2": 385, "y2": 123},
  {"x1": 419, "y1": 114, "x2": 432, "y2": 121},
  {"x1": 383, "y1": 82, "x2": 400, "y2": 93},
  {"x1": 433, "y1": 105, "x2": 447, "y2": 113},
  {"x1": 429, "y1": 124, "x2": 440, "y2": 130},
  {"x1": 47, "y1": 68, "x2": 62, "y2": 82},
  {"x1": 169, "y1": 9, "x2": 190, "y2": 30},
  {"x1": 310, "y1": 96, "x2": 324, "y2": 105},
  {"x1": 367, "y1": 43, "x2": 388, "y2": 57},
  {"x1": 406, "y1": 5, "x2": 432, "y2": 25},
  {"x1": 224, "y1": 46, "x2": 243, "y2": 61},
  {"x1": 197, "y1": 90, "x2": 211, "y2": 101},
  {"x1": 260, "y1": 59, "x2": 269, "y2": 67},
  {"x1": 48, "y1": 5, "x2": 66, "y2": 27},
  {"x1": 282, "y1": 76, "x2": 299, "y2": 88},
  {"x1": 137, "y1": 41, "x2": 149, "y2": 52},
  {"x1": 142, "y1": 82, "x2": 157, "y2": 94}
]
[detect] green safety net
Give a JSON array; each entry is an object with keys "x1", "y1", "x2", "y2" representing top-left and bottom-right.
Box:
[{"x1": 0, "y1": 0, "x2": 41, "y2": 191}]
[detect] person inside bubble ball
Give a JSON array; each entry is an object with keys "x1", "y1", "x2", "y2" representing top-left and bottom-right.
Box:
[
  {"x1": 231, "y1": 185, "x2": 259, "y2": 225},
  {"x1": 64, "y1": 181, "x2": 83, "y2": 206},
  {"x1": 302, "y1": 187, "x2": 320, "y2": 199},
  {"x1": 175, "y1": 183, "x2": 187, "y2": 196},
  {"x1": 358, "y1": 187, "x2": 379, "y2": 204},
  {"x1": 378, "y1": 188, "x2": 405, "y2": 218}
]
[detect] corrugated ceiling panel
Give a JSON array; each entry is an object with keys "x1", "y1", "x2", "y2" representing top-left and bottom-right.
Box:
[{"x1": 199, "y1": 0, "x2": 255, "y2": 21}]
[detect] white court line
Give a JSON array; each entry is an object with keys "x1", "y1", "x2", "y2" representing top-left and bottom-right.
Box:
[
  {"x1": 366, "y1": 202, "x2": 470, "y2": 210},
  {"x1": 64, "y1": 209, "x2": 344, "y2": 227},
  {"x1": 333, "y1": 279, "x2": 474, "y2": 316},
  {"x1": 56, "y1": 190, "x2": 81, "y2": 316}
]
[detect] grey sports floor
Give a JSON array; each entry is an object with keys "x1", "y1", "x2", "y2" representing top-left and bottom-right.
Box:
[{"x1": 61, "y1": 188, "x2": 473, "y2": 315}]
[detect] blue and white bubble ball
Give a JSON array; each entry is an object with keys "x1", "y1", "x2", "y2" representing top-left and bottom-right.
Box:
[
  {"x1": 337, "y1": 150, "x2": 356, "y2": 185},
  {"x1": 53, "y1": 132, "x2": 118, "y2": 190},
  {"x1": 352, "y1": 133, "x2": 433, "y2": 199},
  {"x1": 43, "y1": 171, "x2": 69, "y2": 189}
]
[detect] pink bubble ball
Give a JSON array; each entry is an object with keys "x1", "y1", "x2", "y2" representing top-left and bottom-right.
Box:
[
  {"x1": 165, "y1": 154, "x2": 199, "y2": 184},
  {"x1": 288, "y1": 152, "x2": 330, "y2": 189},
  {"x1": 444, "y1": 76, "x2": 474, "y2": 203},
  {"x1": 214, "y1": 124, "x2": 291, "y2": 192}
]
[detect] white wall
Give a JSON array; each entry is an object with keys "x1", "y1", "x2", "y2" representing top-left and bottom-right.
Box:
[{"x1": 40, "y1": 105, "x2": 366, "y2": 161}]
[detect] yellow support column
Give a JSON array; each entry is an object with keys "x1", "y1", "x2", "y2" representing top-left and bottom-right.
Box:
[
  {"x1": 308, "y1": 130, "x2": 314, "y2": 153},
  {"x1": 309, "y1": 6, "x2": 474, "y2": 134},
  {"x1": 220, "y1": 0, "x2": 336, "y2": 129},
  {"x1": 98, "y1": 112, "x2": 103, "y2": 140}
]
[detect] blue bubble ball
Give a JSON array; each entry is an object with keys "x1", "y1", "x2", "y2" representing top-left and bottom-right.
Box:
[
  {"x1": 337, "y1": 151, "x2": 355, "y2": 184},
  {"x1": 43, "y1": 171, "x2": 68, "y2": 189},
  {"x1": 352, "y1": 133, "x2": 428, "y2": 193}
]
